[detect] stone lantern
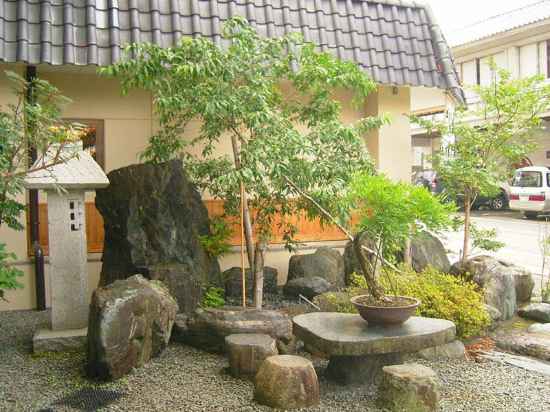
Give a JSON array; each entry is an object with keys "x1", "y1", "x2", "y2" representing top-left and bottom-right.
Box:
[{"x1": 24, "y1": 141, "x2": 109, "y2": 352}]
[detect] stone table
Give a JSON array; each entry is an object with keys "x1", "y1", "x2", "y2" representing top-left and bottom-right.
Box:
[{"x1": 293, "y1": 312, "x2": 456, "y2": 384}]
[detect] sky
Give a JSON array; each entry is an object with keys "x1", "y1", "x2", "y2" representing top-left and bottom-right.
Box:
[{"x1": 424, "y1": 0, "x2": 545, "y2": 35}]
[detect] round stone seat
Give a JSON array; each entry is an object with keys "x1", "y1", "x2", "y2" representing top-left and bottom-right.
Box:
[
  {"x1": 378, "y1": 363, "x2": 440, "y2": 411},
  {"x1": 225, "y1": 333, "x2": 278, "y2": 378},
  {"x1": 254, "y1": 355, "x2": 320, "y2": 409}
]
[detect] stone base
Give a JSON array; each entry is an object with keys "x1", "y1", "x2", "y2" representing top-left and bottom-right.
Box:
[
  {"x1": 326, "y1": 353, "x2": 403, "y2": 385},
  {"x1": 33, "y1": 327, "x2": 87, "y2": 353}
]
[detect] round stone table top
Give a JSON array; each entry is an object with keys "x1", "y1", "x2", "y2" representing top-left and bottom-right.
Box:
[{"x1": 293, "y1": 312, "x2": 456, "y2": 357}]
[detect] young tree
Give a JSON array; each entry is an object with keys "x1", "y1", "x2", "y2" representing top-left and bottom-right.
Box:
[
  {"x1": 102, "y1": 17, "x2": 387, "y2": 308},
  {"x1": 0, "y1": 71, "x2": 82, "y2": 300},
  {"x1": 414, "y1": 64, "x2": 550, "y2": 262}
]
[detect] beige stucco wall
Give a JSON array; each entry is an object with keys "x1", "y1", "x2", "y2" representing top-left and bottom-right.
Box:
[{"x1": 0, "y1": 68, "x2": 412, "y2": 311}]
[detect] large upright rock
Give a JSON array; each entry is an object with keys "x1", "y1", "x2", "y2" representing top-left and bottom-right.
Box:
[
  {"x1": 95, "y1": 160, "x2": 222, "y2": 313},
  {"x1": 87, "y1": 275, "x2": 178, "y2": 380},
  {"x1": 410, "y1": 232, "x2": 451, "y2": 273},
  {"x1": 223, "y1": 266, "x2": 278, "y2": 298},
  {"x1": 450, "y1": 256, "x2": 534, "y2": 320},
  {"x1": 288, "y1": 247, "x2": 345, "y2": 288}
]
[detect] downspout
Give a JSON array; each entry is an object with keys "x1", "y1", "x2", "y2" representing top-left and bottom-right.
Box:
[{"x1": 26, "y1": 65, "x2": 46, "y2": 311}]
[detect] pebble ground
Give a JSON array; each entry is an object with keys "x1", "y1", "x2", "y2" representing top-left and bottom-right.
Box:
[{"x1": 1, "y1": 309, "x2": 549, "y2": 412}]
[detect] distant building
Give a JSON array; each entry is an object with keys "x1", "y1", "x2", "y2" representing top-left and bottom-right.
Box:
[{"x1": 411, "y1": 0, "x2": 550, "y2": 171}]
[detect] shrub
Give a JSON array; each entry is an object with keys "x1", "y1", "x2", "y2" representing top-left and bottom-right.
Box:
[
  {"x1": 199, "y1": 217, "x2": 232, "y2": 257},
  {"x1": 201, "y1": 287, "x2": 225, "y2": 308},
  {"x1": 0, "y1": 243, "x2": 23, "y2": 301},
  {"x1": 346, "y1": 268, "x2": 490, "y2": 339}
]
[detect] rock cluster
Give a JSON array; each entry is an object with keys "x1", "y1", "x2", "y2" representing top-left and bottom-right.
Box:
[
  {"x1": 87, "y1": 275, "x2": 178, "y2": 380},
  {"x1": 95, "y1": 160, "x2": 222, "y2": 314}
]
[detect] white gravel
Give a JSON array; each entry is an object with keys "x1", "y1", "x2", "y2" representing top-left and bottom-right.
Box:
[{"x1": 1, "y1": 309, "x2": 549, "y2": 412}]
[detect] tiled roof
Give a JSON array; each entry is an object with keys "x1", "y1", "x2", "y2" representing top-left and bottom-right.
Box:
[
  {"x1": 447, "y1": 0, "x2": 550, "y2": 47},
  {"x1": 0, "y1": 0, "x2": 464, "y2": 103}
]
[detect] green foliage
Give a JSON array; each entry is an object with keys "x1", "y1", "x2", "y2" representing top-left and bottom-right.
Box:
[
  {"x1": 470, "y1": 225, "x2": 504, "y2": 252},
  {"x1": 346, "y1": 173, "x2": 454, "y2": 259},
  {"x1": 101, "y1": 16, "x2": 384, "y2": 255},
  {"x1": 412, "y1": 61, "x2": 550, "y2": 260},
  {"x1": 347, "y1": 270, "x2": 490, "y2": 339},
  {"x1": 0, "y1": 243, "x2": 23, "y2": 300},
  {"x1": 0, "y1": 71, "x2": 81, "y2": 299},
  {"x1": 201, "y1": 287, "x2": 225, "y2": 308},
  {"x1": 199, "y1": 217, "x2": 232, "y2": 257}
]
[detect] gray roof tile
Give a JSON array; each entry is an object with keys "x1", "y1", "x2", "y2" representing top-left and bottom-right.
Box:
[{"x1": 0, "y1": 0, "x2": 464, "y2": 103}]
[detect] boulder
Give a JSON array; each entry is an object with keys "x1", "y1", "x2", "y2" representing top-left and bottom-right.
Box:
[
  {"x1": 223, "y1": 266, "x2": 278, "y2": 298},
  {"x1": 518, "y1": 303, "x2": 550, "y2": 323},
  {"x1": 87, "y1": 275, "x2": 178, "y2": 380},
  {"x1": 95, "y1": 160, "x2": 222, "y2": 314},
  {"x1": 416, "y1": 340, "x2": 466, "y2": 360},
  {"x1": 528, "y1": 323, "x2": 550, "y2": 335},
  {"x1": 484, "y1": 304, "x2": 502, "y2": 329},
  {"x1": 378, "y1": 363, "x2": 440, "y2": 412},
  {"x1": 171, "y1": 307, "x2": 293, "y2": 353},
  {"x1": 225, "y1": 334, "x2": 278, "y2": 378},
  {"x1": 343, "y1": 232, "x2": 377, "y2": 285},
  {"x1": 283, "y1": 276, "x2": 333, "y2": 299},
  {"x1": 288, "y1": 247, "x2": 345, "y2": 288},
  {"x1": 494, "y1": 332, "x2": 550, "y2": 362},
  {"x1": 410, "y1": 232, "x2": 451, "y2": 273},
  {"x1": 254, "y1": 355, "x2": 320, "y2": 409},
  {"x1": 450, "y1": 256, "x2": 534, "y2": 320}
]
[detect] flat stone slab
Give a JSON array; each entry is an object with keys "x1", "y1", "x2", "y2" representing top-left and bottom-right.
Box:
[
  {"x1": 293, "y1": 313, "x2": 456, "y2": 357},
  {"x1": 33, "y1": 327, "x2": 87, "y2": 353}
]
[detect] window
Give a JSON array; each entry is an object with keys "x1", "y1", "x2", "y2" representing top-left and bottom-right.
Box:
[
  {"x1": 512, "y1": 171, "x2": 542, "y2": 187},
  {"x1": 65, "y1": 119, "x2": 105, "y2": 169}
]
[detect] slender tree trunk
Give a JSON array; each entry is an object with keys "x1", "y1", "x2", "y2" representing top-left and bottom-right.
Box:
[
  {"x1": 462, "y1": 191, "x2": 471, "y2": 263},
  {"x1": 253, "y1": 239, "x2": 267, "y2": 309},
  {"x1": 230, "y1": 134, "x2": 254, "y2": 269},
  {"x1": 353, "y1": 236, "x2": 384, "y2": 300},
  {"x1": 403, "y1": 237, "x2": 412, "y2": 266}
]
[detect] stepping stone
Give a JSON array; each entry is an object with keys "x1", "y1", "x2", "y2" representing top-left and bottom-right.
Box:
[
  {"x1": 528, "y1": 323, "x2": 550, "y2": 335},
  {"x1": 518, "y1": 303, "x2": 550, "y2": 323},
  {"x1": 494, "y1": 332, "x2": 550, "y2": 361},
  {"x1": 225, "y1": 334, "x2": 278, "y2": 378},
  {"x1": 254, "y1": 355, "x2": 319, "y2": 409},
  {"x1": 378, "y1": 363, "x2": 440, "y2": 412}
]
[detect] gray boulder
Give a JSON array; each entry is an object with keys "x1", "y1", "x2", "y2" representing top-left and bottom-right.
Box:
[
  {"x1": 410, "y1": 232, "x2": 451, "y2": 273},
  {"x1": 172, "y1": 306, "x2": 293, "y2": 353},
  {"x1": 518, "y1": 303, "x2": 550, "y2": 323},
  {"x1": 95, "y1": 160, "x2": 222, "y2": 313},
  {"x1": 528, "y1": 323, "x2": 550, "y2": 335},
  {"x1": 416, "y1": 340, "x2": 466, "y2": 360},
  {"x1": 283, "y1": 276, "x2": 333, "y2": 299},
  {"x1": 451, "y1": 256, "x2": 534, "y2": 320},
  {"x1": 494, "y1": 331, "x2": 550, "y2": 361},
  {"x1": 288, "y1": 247, "x2": 345, "y2": 288},
  {"x1": 87, "y1": 275, "x2": 178, "y2": 380},
  {"x1": 224, "y1": 266, "x2": 278, "y2": 298}
]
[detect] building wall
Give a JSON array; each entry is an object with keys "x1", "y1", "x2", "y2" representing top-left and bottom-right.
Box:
[{"x1": 0, "y1": 68, "x2": 412, "y2": 311}]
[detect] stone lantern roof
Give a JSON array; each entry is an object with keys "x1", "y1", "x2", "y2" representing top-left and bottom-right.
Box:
[{"x1": 24, "y1": 141, "x2": 109, "y2": 190}]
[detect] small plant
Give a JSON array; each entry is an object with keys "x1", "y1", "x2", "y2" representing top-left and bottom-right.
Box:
[
  {"x1": 0, "y1": 243, "x2": 23, "y2": 301},
  {"x1": 201, "y1": 287, "x2": 225, "y2": 308},
  {"x1": 538, "y1": 219, "x2": 550, "y2": 303},
  {"x1": 199, "y1": 217, "x2": 232, "y2": 257},
  {"x1": 470, "y1": 225, "x2": 504, "y2": 253}
]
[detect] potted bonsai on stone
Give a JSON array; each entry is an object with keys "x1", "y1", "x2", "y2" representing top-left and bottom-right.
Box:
[{"x1": 286, "y1": 173, "x2": 453, "y2": 325}]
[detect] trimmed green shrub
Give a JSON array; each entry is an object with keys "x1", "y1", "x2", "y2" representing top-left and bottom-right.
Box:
[
  {"x1": 201, "y1": 287, "x2": 225, "y2": 308},
  {"x1": 345, "y1": 267, "x2": 490, "y2": 339}
]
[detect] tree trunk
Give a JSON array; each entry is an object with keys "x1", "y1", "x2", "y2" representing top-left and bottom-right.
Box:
[
  {"x1": 230, "y1": 134, "x2": 254, "y2": 269},
  {"x1": 403, "y1": 237, "x2": 412, "y2": 266},
  {"x1": 462, "y1": 191, "x2": 471, "y2": 264},
  {"x1": 253, "y1": 240, "x2": 267, "y2": 309},
  {"x1": 353, "y1": 236, "x2": 384, "y2": 300}
]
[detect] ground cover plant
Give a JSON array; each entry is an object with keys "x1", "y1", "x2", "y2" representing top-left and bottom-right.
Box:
[{"x1": 102, "y1": 17, "x2": 388, "y2": 308}]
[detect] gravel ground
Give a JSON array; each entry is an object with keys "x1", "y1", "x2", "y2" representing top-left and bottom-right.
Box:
[{"x1": 1, "y1": 309, "x2": 550, "y2": 412}]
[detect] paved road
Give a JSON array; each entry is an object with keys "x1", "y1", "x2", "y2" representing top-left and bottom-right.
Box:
[{"x1": 442, "y1": 210, "x2": 549, "y2": 293}]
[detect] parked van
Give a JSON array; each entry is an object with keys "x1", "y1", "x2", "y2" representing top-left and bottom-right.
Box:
[{"x1": 509, "y1": 166, "x2": 550, "y2": 218}]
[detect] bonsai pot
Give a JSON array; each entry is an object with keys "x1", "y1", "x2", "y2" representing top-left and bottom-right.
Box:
[{"x1": 350, "y1": 295, "x2": 420, "y2": 325}]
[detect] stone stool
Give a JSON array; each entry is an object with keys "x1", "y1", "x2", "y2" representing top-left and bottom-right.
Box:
[
  {"x1": 225, "y1": 333, "x2": 278, "y2": 378},
  {"x1": 254, "y1": 355, "x2": 319, "y2": 409},
  {"x1": 377, "y1": 363, "x2": 440, "y2": 412}
]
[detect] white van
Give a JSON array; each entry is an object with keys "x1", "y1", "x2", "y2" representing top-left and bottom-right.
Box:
[{"x1": 509, "y1": 166, "x2": 550, "y2": 218}]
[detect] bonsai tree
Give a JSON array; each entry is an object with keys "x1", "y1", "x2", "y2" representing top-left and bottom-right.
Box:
[
  {"x1": 287, "y1": 173, "x2": 453, "y2": 302},
  {"x1": 102, "y1": 17, "x2": 387, "y2": 308},
  {"x1": 0, "y1": 71, "x2": 82, "y2": 300},
  {"x1": 413, "y1": 63, "x2": 550, "y2": 262}
]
